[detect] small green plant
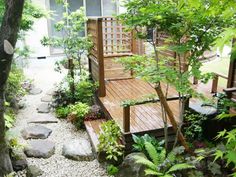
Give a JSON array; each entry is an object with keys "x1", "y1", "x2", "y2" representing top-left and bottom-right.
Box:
[
  {"x1": 132, "y1": 134, "x2": 164, "y2": 155},
  {"x1": 106, "y1": 164, "x2": 119, "y2": 176},
  {"x1": 68, "y1": 102, "x2": 90, "y2": 128},
  {"x1": 5, "y1": 64, "x2": 26, "y2": 102},
  {"x1": 134, "y1": 143, "x2": 195, "y2": 176},
  {"x1": 74, "y1": 81, "x2": 97, "y2": 105},
  {"x1": 4, "y1": 113, "x2": 15, "y2": 129},
  {"x1": 98, "y1": 120, "x2": 124, "y2": 162},
  {"x1": 214, "y1": 126, "x2": 236, "y2": 176},
  {"x1": 55, "y1": 106, "x2": 70, "y2": 119},
  {"x1": 183, "y1": 111, "x2": 207, "y2": 141}
]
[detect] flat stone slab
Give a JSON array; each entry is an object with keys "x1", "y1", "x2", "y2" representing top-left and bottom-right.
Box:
[
  {"x1": 24, "y1": 140, "x2": 55, "y2": 158},
  {"x1": 41, "y1": 95, "x2": 53, "y2": 102},
  {"x1": 37, "y1": 103, "x2": 50, "y2": 113},
  {"x1": 29, "y1": 88, "x2": 42, "y2": 95},
  {"x1": 62, "y1": 139, "x2": 94, "y2": 161},
  {"x1": 28, "y1": 117, "x2": 58, "y2": 124},
  {"x1": 46, "y1": 89, "x2": 56, "y2": 96},
  {"x1": 21, "y1": 125, "x2": 52, "y2": 140},
  {"x1": 189, "y1": 102, "x2": 217, "y2": 116}
]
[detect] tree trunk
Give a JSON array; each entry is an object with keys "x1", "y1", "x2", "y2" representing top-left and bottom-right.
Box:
[{"x1": 0, "y1": 0, "x2": 25, "y2": 176}]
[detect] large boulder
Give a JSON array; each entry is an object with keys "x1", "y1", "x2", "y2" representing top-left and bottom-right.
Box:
[
  {"x1": 21, "y1": 125, "x2": 52, "y2": 140},
  {"x1": 116, "y1": 153, "x2": 148, "y2": 177},
  {"x1": 62, "y1": 139, "x2": 94, "y2": 161},
  {"x1": 24, "y1": 140, "x2": 55, "y2": 158}
]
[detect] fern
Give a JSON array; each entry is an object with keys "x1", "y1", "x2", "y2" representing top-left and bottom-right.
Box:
[
  {"x1": 134, "y1": 155, "x2": 157, "y2": 171},
  {"x1": 167, "y1": 163, "x2": 195, "y2": 174},
  {"x1": 145, "y1": 142, "x2": 160, "y2": 165},
  {"x1": 145, "y1": 169, "x2": 163, "y2": 176}
]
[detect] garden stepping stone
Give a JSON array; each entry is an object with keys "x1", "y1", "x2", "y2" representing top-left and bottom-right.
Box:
[
  {"x1": 41, "y1": 95, "x2": 53, "y2": 102},
  {"x1": 37, "y1": 103, "x2": 50, "y2": 113},
  {"x1": 62, "y1": 139, "x2": 94, "y2": 161},
  {"x1": 21, "y1": 125, "x2": 52, "y2": 140},
  {"x1": 24, "y1": 140, "x2": 55, "y2": 158},
  {"x1": 28, "y1": 117, "x2": 58, "y2": 124},
  {"x1": 29, "y1": 88, "x2": 42, "y2": 95},
  {"x1": 46, "y1": 88, "x2": 56, "y2": 96}
]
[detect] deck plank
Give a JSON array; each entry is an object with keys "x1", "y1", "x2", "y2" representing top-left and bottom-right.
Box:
[{"x1": 99, "y1": 78, "x2": 180, "y2": 134}]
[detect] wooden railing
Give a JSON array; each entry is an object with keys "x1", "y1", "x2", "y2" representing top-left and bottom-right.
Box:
[
  {"x1": 87, "y1": 17, "x2": 145, "y2": 97},
  {"x1": 122, "y1": 96, "x2": 189, "y2": 133},
  {"x1": 193, "y1": 72, "x2": 228, "y2": 93}
]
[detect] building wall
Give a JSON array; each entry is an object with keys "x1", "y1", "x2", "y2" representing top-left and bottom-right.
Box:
[{"x1": 24, "y1": 0, "x2": 124, "y2": 58}]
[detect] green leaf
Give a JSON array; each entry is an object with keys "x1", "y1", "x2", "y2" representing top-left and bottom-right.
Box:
[
  {"x1": 145, "y1": 142, "x2": 161, "y2": 165},
  {"x1": 145, "y1": 169, "x2": 163, "y2": 176},
  {"x1": 213, "y1": 150, "x2": 224, "y2": 162},
  {"x1": 167, "y1": 163, "x2": 195, "y2": 174},
  {"x1": 134, "y1": 155, "x2": 157, "y2": 171}
]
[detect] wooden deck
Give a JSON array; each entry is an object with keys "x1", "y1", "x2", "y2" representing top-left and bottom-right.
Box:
[{"x1": 99, "y1": 78, "x2": 181, "y2": 134}]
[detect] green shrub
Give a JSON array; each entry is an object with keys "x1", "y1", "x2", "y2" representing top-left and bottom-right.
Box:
[
  {"x1": 107, "y1": 164, "x2": 119, "y2": 176},
  {"x1": 68, "y1": 102, "x2": 90, "y2": 128},
  {"x1": 55, "y1": 106, "x2": 70, "y2": 119},
  {"x1": 98, "y1": 120, "x2": 124, "y2": 162},
  {"x1": 183, "y1": 111, "x2": 207, "y2": 141},
  {"x1": 74, "y1": 81, "x2": 97, "y2": 105},
  {"x1": 5, "y1": 65, "x2": 26, "y2": 101},
  {"x1": 132, "y1": 134, "x2": 164, "y2": 156}
]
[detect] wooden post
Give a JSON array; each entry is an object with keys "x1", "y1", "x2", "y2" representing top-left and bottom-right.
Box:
[
  {"x1": 211, "y1": 74, "x2": 219, "y2": 93},
  {"x1": 155, "y1": 86, "x2": 190, "y2": 153},
  {"x1": 123, "y1": 106, "x2": 130, "y2": 133},
  {"x1": 97, "y1": 18, "x2": 106, "y2": 97}
]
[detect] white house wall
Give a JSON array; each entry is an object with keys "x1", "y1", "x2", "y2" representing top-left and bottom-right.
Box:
[{"x1": 23, "y1": 0, "x2": 124, "y2": 58}]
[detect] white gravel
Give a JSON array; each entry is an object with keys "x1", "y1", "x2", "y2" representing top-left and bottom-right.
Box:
[{"x1": 12, "y1": 57, "x2": 109, "y2": 177}]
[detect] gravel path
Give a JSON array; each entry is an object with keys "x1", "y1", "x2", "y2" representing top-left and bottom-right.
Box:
[{"x1": 11, "y1": 57, "x2": 108, "y2": 177}]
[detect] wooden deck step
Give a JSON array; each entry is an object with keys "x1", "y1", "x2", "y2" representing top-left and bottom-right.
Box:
[{"x1": 84, "y1": 119, "x2": 106, "y2": 153}]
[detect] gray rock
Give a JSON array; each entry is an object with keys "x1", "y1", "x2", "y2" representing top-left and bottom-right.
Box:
[
  {"x1": 62, "y1": 139, "x2": 94, "y2": 161},
  {"x1": 37, "y1": 103, "x2": 50, "y2": 113},
  {"x1": 11, "y1": 149, "x2": 28, "y2": 171},
  {"x1": 116, "y1": 153, "x2": 148, "y2": 177},
  {"x1": 24, "y1": 140, "x2": 55, "y2": 158},
  {"x1": 46, "y1": 89, "x2": 56, "y2": 96},
  {"x1": 21, "y1": 125, "x2": 52, "y2": 140},
  {"x1": 18, "y1": 100, "x2": 26, "y2": 109},
  {"x1": 41, "y1": 95, "x2": 52, "y2": 103},
  {"x1": 29, "y1": 88, "x2": 42, "y2": 95},
  {"x1": 189, "y1": 101, "x2": 217, "y2": 116},
  {"x1": 28, "y1": 117, "x2": 58, "y2": 124},
  {"x1": 26, "y1": 165, "x2": 43, "y2": 177}
]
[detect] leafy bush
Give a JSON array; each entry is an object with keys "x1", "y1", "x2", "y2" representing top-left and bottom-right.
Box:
[
  {"x1": 183, "y1": 111, "x2": 207, "y2": 141},
  {"x1": 55, "y1": 106, "x2": 70, "y2": 119},
  {"x1": 5, "y1": 65, "x2": 26, "y2": 102},
  {"x1": 134, "y1": 144, "x2": 195, "y2": 176},
  {"x1": 98, "y1": 120, "x2": 124, "y2": 162},
  {"x1": 74, "y1": 81, "x2": 97, "y2": 105},
  {"x1": 67, "y1": 102, "x2": 90, "y2": 129},
  {"x1": 84, "y1": 105, "x2": 103, "y2": 121},
  {"x1": 53, "y1": 80, "x2": 97, "y2": 107},
  {"x1": 4, "y1": 113, "x2": 15, "y2": 129},
  {"x1": 106, "y1": 164, "x2": 119, "y2": 176},
  {"x1": 132, "y1": 134, "x2": 164, "y2": 155}
]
